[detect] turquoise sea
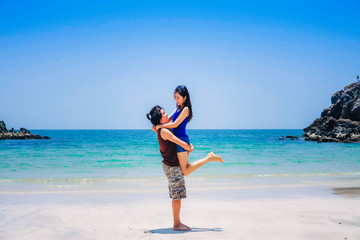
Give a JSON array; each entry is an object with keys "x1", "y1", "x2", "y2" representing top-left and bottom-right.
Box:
[{"x1": 1, "y1": 129, "x2": 359, "y2": 183}]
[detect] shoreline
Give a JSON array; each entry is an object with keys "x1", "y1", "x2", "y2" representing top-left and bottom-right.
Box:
[
  {"x1": 1, "y1": 175, "x2": 360, "y2": 210},
  {"x1": 2, "y1": 172, "x2": 360, "y2": 192}
]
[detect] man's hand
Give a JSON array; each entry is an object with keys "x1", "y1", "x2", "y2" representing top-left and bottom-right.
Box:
[
  {"x1": 155, "y1": 124, "x2": 162, "y2": 130},
  {"x1": 188, "y1": 143, "x2": 194, "y2": 153}
]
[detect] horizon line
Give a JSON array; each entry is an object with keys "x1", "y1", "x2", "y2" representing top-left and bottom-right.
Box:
[{"x1": 27, "y1": 128, "x2": 305, "y2": 130}]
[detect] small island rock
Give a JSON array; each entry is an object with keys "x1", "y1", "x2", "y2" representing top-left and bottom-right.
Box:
[{"x1": 303, "y1": 82, "x2": 360, "y2": 143}]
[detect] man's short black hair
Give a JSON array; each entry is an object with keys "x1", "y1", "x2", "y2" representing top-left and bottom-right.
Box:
[{"x1": 146, "y1": 105, "x2": 163, "y2": 126}]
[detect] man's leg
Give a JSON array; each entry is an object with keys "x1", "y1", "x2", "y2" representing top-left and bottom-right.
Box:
[{"x1": 172, "y1": 199, "x2": 190, "y2": 231}]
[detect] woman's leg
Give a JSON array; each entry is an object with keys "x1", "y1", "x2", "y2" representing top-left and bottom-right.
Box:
[{"x1": 177, "y1": 152, "x2": 223, "y2": 176}]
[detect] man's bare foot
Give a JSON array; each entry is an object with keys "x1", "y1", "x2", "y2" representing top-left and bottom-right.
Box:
[
  {"x1": 173, "y1": 222, "x2": 191, "y2": 231},
  {"x1": 207, "y1": 152, "x2": 224, "y2": 163}
]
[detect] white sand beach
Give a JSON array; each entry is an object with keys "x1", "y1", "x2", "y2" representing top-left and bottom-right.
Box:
[{"x1": 1, "y1": 177, "x2": 360, "y2": 240}]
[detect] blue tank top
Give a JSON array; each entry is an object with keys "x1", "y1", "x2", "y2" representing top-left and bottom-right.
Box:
[{"x1": 171, "y1": 108, "x2": 188, "y2": 137}]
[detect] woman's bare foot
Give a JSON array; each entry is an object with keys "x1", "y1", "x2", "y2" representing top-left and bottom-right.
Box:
[
  {"x1": 207, "y1": 152, "x2": 224, "y2": 163},
  {"x1": 173, "y1": 222, "x2": 191, "y2": 231}
]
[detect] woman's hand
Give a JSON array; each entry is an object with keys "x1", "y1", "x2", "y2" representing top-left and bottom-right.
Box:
[
  {"x1": 155, "y1": 124, "x2": 162, "y2": 130},
  {"x1": 188, "y1": 144, "x2": 194, "y2": 153},
  {"x1": 151, "y1": 126, "x2": 157, "y2": 133}
]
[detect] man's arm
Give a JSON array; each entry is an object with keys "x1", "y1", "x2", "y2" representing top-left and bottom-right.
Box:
[{"x1": 160, "y1": 128, "x2": 193, "y2": 151}]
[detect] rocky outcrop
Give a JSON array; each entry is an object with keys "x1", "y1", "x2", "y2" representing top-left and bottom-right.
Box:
[
  {"x1": 0, "y1": 121, "x2": 50, "y2": 140},
  {"x1": 0, "y1": 121, "x2": 7, "y2": 132},
  {"x1": 303, "y1": 82, "x2": 360, "y2": 143}
]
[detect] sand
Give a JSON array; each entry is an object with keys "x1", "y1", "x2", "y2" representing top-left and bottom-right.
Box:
[{"x1": 1, "y1": 177, "x2": 360, "y2": 240}]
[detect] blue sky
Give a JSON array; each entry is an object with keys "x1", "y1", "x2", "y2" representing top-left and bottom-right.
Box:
[{"x1": 1, "y1": 0, "x2": 359, "y2": 129}]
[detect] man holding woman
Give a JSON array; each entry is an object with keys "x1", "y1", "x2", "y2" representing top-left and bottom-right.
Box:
[{"x1": 146, "y1": 102, "x2": 223, "y2": 231}]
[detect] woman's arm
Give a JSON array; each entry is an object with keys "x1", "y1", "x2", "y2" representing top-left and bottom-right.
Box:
[
  {"x1": 168, "y1": 108, "x2": 177, "y2": 121},
  {"x1": 160, "y1": 128, "x2": 193, "y2": 151},
  {"x1": 151, "y1": 126, "x2": 157, "y2": 133},
  {"x1": 156, "y1": 107, "x2": 189, "y2": 130}
]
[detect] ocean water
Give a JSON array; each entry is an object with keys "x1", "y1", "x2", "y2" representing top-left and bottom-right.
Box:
[{"x1": 0, "y1": 129, "x2": 359, "y2": 182}]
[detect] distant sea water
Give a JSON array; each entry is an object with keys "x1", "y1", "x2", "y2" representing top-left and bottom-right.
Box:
[{"x1": 1, "y1": 130, "x2": 359, "y2": 183}]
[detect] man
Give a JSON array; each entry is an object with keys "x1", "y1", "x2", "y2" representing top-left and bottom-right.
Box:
[{"x1": 146, "y1": 105, "x2": 223, "y2": 231}]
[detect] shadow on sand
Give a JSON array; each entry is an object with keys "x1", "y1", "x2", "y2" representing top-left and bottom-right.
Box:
[{"x1": 145, "y1": 227, "x2": 222, "y2": 234}]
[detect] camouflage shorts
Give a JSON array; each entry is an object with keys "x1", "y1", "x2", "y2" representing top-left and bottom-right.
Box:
[{"x1": 162, "y1": 163, "x2": 186, "y2": 200}]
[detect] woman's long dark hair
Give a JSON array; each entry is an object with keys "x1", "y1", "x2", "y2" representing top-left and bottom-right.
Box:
[{"x1": 174, "y1": 85, "x2": 193, "y2": 122}]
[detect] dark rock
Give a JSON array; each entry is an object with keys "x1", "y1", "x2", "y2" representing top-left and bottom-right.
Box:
[
  {"x1": 0, "y1": 121, "x2": 7, "y2": 133},
  {"x1": 350, "y1": 98, "x2": 360, "y2": 121},
  {"x1": 328, "y1": 100, "x2": 343, "y2": 119},
  {"x1": 19, "y1": 128, "x2": 30, "y2": 134},
  {"x1": 32, "y1": 134, "x2": 42, "y2": 139},
  {"x1": 303, "y1": 82, "x2": 360, "y2": 143},
  {"x1": 279, "y1": 135, "x2": 299, "y2": 141},
  {"x1": 321, "y1": 107, "x2": 330, "y2": 117},
  {"x1": 331, "y1": 90, "x2": 343, "y2": 104},
  {"x1": 285, "y1": 135, "x2": 299, "y2": 139}
]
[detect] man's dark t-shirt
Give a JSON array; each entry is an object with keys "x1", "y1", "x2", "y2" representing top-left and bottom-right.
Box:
[{"x1": 157, "y1": 128, "x2": 179, "y2": 167}]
